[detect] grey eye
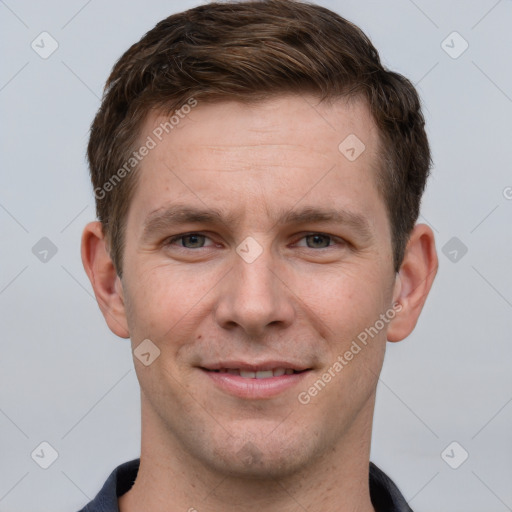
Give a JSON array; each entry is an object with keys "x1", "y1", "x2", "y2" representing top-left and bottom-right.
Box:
[
  {"x1": 180, "y1": 234, "x2": 206, "y2": 248},
  {"x1": 305, "y1": 234, "x2": 331, "y2": 248}
]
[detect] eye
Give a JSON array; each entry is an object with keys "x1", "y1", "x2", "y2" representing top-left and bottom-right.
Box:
[
  {"x1": 164, "y1": 232, "x2": 344, "y2": 251},
  {"x1": 295, "y1": 233, "x2": 343, "y2": 249},
  {"x1": 167, "y1": 233, "x2": 214, "y2": 249}
]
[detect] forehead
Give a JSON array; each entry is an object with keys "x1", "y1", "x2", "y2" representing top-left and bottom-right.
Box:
[
  {"x1": 128, "y1": 94, "x2": 385, "y2": 230},
  {"x1": 142, "y1": 94, "x2": 378, "y2": 167}
]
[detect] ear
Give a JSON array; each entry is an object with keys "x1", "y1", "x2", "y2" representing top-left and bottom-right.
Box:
[
  {"x1": 81, "y1": 221, "x2": 130, "y2": 338},
  {"x1": 387, "y1": 223, "x2": 438, "y2": 342}
]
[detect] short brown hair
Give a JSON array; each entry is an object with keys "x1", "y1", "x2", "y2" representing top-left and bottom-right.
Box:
[{"x1": 87, "y1": 0, "x2": 431, "y2": 277}]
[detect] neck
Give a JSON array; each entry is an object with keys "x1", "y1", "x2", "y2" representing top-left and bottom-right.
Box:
[{"x1": 119, "y1": 397, "x2": 376, "y2": 512}]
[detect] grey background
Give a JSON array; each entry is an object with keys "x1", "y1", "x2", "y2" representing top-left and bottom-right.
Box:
[{"x1": 1, "y1": 0, "x2": 511, "y2": 511}]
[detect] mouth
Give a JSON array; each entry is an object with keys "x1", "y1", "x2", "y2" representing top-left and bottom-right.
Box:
[
  {"x1": 205, "y1": 367, "x2": 307, "y2": 378},
  {"x1": 199, "y1": 363, "x2": 312, "y2": 399}
]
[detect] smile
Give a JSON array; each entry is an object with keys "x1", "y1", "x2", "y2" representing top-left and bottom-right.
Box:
[
  {"x1": 208, "y1": 368, "x2": 303, "y2": 378},
  {"x1": 200, "y1": 363, "x2": 311, "y2": 399}
]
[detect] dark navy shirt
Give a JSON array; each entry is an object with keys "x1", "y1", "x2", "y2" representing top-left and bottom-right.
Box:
[{"x1": 77, "y1": 458, "x2": 413, "y2": 512}]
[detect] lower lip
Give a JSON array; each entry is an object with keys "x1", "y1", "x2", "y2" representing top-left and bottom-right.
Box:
[{"x1": 201, "y1": 369, "x2": 309, "y2": 399}]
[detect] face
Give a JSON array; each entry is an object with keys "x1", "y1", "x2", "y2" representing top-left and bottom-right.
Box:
[{"x1": 117, "y1": 94, "x2": 400, "y2": 478}]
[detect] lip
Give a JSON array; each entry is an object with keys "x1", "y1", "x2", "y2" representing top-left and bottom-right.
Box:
[
  {"x1": 199, "y1": 361, "x2": 311, "y2": 400},
  {"x1": 202, "y1": 361, "x2": 310, "y2": 372}
]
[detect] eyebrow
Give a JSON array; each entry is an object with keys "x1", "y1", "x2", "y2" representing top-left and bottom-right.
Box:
[
  {"x1": 141, "y1": 204, "x2": 374, "y2": 242},
  {"x1": 142, "y1": 206, "x2": 236, "y2": 241}
]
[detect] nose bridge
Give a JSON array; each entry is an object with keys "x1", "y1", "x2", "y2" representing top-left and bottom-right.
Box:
[
  {"x1": 237, "y1": 247, "x2": 276, "y2": 296},
  {"x1": 214, "y1": 240, "x2": 294, "y2": 334}
]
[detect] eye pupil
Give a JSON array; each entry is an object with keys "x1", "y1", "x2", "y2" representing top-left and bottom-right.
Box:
[
  {"x1": 306, "y1": 234, "x2": 330, "y2": 248},
  {"x1": 182, "y1": 234, "x2": 205, "y2": 248}
]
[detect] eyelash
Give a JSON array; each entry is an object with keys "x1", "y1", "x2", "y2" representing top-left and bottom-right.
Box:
[{"x1": 165, "y1": 232, "x2": 345, "y2": 250}]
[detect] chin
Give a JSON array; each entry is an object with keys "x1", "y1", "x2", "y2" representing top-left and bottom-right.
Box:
[{"x1": 203, "y1": 434, "x2": 316, "y2": 480}]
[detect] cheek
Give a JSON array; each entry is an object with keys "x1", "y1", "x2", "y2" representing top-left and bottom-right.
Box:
[
  {"x1": 122, "y1": 264, "x2": 175, "y2": 341},
  {"x1": 295, "y1": 263, "x2": 391, "y2": 338},
  {"x1": 124, "y1": 262, "x2": 218, "y2": 344}
]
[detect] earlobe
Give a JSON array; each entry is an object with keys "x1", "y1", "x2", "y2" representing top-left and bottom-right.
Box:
[
  {"x1": 387, "y1": 224, "x2": 438, "y2": 342},
  {"x1": 81, "y1": 221, "x2": 130, "y2": 339}
]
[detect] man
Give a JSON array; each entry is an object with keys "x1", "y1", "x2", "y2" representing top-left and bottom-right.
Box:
[{"x1": 78, "y1": 0, "x2": 437, "y2": 510}]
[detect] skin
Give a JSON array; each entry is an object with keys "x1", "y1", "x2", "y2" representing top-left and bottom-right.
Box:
[{"x1": 82, "y1": 94, "x2": 437, "y2": 512}]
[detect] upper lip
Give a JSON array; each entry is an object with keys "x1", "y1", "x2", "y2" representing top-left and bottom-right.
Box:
[{"x1": 200, "y1": 361, "x2": 311, "y2": 372}]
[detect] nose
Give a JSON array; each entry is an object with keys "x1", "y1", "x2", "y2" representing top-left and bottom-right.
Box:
[{"x1": 213, "y1": 246, "x2": 296, "y2": 338}]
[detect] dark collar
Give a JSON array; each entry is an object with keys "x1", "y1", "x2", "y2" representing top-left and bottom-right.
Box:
[{"x1": 77, "y1": 458, "x2": 413, "y2": 512}]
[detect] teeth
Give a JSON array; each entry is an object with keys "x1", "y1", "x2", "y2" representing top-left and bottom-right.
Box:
[
  {"x1": 214, "y1": 368, "x2": 297, "y2": 378},
  {"x1": 255, "y1": 370, "x2": 273, "y2": 379}
]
